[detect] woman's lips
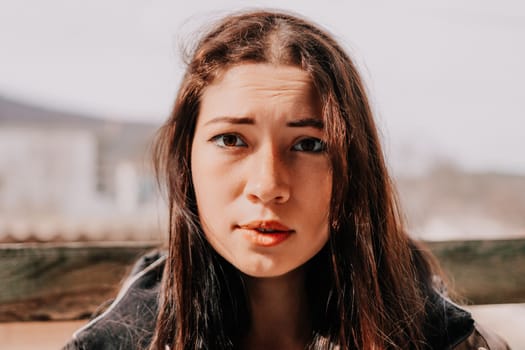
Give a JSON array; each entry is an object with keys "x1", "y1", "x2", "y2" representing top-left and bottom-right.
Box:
[
  {"x1": 240, "y1": 220, "x2": 293, "y2": 232},
  {"x1": 237, "y1": 220, "x2": 294, "y2": 247}
]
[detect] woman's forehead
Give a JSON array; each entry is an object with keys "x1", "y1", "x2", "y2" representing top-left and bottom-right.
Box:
[
  {"x1": 206, "y1": 64, "x2": 313, "y2": 95},
  {"x1": 198, "y1": 63, "x2": 321, "y2": 122}
]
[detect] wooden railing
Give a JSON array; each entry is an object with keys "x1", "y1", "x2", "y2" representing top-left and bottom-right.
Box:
[{"x1": 1, "y1": 239, "x2": 524, "y2": 322}]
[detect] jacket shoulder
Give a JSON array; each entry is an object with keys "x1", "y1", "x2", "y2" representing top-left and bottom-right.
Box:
[
  {"x1": 423, "y1": 288, "x2": 511, "y2": 350},
  {"x1": 62, "y1": 250, "x2": 167, "y2": 350},
  {"x1": 453, "y1": 322, "x2": 511, "y2": 350}
]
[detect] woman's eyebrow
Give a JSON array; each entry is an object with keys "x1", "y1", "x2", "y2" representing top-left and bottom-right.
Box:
[
  {"x1": 204, "y1": 116, "x2": 254, "y2": 126},
  {"x1": 203, "y1": 116, "x2": 324, "y2": 129},
  {"x1": 286, "y1": 118, "x2": 324, "y2": 129}
]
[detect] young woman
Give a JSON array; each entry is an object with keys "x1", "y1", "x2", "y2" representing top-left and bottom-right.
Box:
[{"x1": 64, "y1": 9, "x2": 510, "y2": 350}]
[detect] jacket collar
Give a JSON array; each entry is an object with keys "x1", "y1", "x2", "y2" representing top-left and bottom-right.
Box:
[{"x1": 423, "y1": 289, "x2": 475, "y2": 349}]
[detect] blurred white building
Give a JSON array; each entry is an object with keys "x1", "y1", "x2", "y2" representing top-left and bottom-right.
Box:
[
  {"x1": 0, "y1": 96, "x2": 164, "y2": 242},
  {"x1": 0, "y1": 127, "x2": 97, "y2": 216}
]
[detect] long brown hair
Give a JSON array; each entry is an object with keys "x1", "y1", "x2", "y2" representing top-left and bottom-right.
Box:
[{"x1": 151, "y1": 10, "x2": 437, "y2": 349}]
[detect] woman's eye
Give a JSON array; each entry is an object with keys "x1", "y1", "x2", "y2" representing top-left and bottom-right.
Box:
[
  {"x1": 292, "y1": 138, "x2": 326, "y2": 153},
  {"x1": 210, "y1": 134, "x2": 247, "y2": 148}
]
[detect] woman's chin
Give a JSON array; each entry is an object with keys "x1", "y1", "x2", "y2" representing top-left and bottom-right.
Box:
[{"x1": 234, "y1": 258, "x2": 306, "y2": 279}]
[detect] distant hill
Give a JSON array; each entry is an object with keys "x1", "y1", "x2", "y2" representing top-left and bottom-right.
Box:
[
  {"x1": 0, "y1": 95, "x2": 105, "y2": 127},
  {"x1": 0, "y1": 95, "x2": 159, "y2": 129}
]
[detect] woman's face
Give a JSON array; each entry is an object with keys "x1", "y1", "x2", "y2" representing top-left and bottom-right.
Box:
[{"x1": 191, "y1": 63, "x2": 332, "y2": 278}]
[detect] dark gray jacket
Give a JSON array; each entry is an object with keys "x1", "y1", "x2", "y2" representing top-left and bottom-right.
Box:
[{"x1": 62, "y1": 251, "x2": 510, "y2": 350}]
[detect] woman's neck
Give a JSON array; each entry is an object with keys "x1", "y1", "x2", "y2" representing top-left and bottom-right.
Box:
[{"x1": 241, "y1": 267, "x2": 312, "y2": 350}]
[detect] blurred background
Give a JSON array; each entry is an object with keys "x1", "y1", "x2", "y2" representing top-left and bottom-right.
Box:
[{"x1": 0, "y1": 0, "x2": 524, "y2": 349}]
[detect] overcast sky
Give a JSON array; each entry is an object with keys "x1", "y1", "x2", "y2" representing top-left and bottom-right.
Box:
[{"x1": 1, "y1": 0, "x2": 524, "y2": 174}]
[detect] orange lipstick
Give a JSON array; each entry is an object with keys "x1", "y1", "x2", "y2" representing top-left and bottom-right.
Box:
[{"x1": 238, "y1": 220, "x2": 294, "y2": 247}]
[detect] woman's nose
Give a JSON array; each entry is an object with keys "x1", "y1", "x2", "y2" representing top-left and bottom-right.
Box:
[{"x1": 244, "y1": 147, "x2": 291, "y2": 205}]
